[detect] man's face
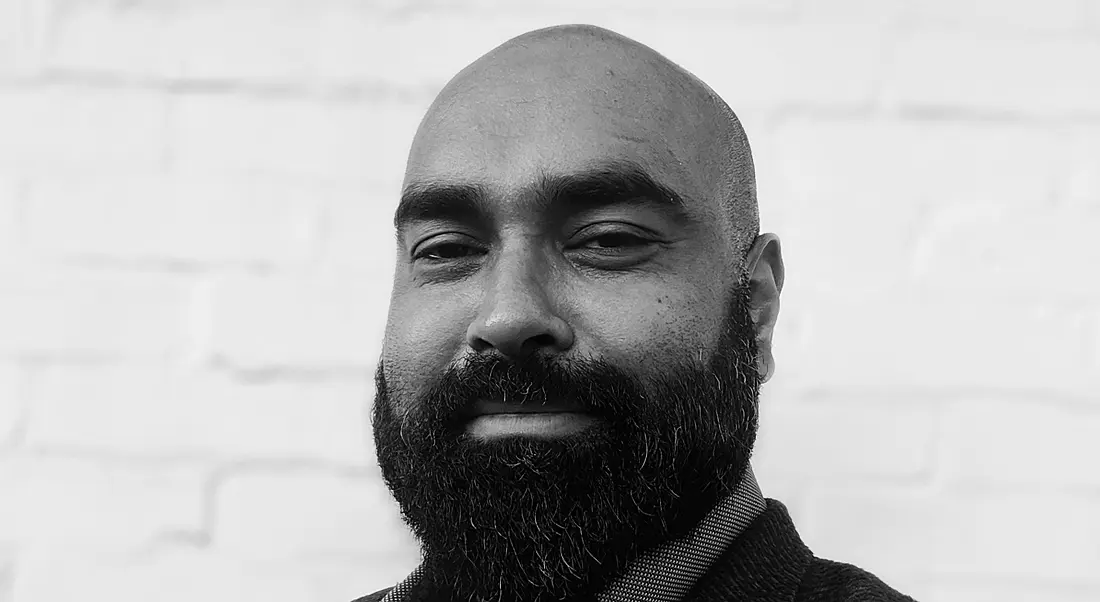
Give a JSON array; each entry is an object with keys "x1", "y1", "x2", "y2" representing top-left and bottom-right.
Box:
[{"x1": 372, "y1": 45, "x2": 762, "y2": 601}]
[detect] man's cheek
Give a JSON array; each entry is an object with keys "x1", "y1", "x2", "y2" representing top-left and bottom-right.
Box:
[
  {"x1": 385, "y1": 312, "x2": 464, "y2": 376},
  {"x1": 581, "y1": 302, "x2": 712, "y2": 374}
]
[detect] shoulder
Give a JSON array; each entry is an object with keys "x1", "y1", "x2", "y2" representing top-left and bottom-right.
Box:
[
  {"x1": 796, "y1": 557, "x2": 917, "y2": 602},
  {"x1": 350, "y1": 587, "x2": 393, "y2": 602}
]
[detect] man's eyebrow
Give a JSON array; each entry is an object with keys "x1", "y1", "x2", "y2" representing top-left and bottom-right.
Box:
[
  {"x1": 393, "y1": 162, "x2": 696, "y2": 234},
  {"x1": 535, "y1": 162, "x2": 695, "y2": 224},
  {"x1": 393, "y1": 181, "x2": 491, "y2": 233}
]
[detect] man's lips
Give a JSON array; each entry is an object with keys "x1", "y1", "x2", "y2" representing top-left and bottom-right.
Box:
[
  {"x1": 466, "y1": 399, "x2": 589, "y2": 417},
  {"x1": 462, "y1": 399, "x2": 598, "y2": 438}
]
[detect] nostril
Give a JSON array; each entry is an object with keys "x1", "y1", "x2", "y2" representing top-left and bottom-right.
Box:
[
  {"x1": 469, "y1": 336, "x2": 494, "y2": 353},
  {"x1": 526, "y1": 333, "x2": 557, "y2": 350}
]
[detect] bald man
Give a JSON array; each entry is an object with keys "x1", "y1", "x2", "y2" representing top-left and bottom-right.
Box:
[{"x1": 357, "y1": 25, "x2": 914, "y2": 602}]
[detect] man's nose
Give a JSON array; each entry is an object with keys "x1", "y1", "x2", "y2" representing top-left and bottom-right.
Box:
[{"x1": 465, "y1": 258, "x2": 574, "y2": 360}]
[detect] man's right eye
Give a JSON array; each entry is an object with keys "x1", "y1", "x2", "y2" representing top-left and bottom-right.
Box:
[{"x1": 414, "y1": 242, "x2": 483, "y2": 262}]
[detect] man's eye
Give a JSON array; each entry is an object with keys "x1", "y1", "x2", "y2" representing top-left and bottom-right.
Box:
[
  {"x1": 581, "y1": 232, "x2": 652, "y2": 250},
  {"x1": 415, "y1": 242, "x2": 482, "y2": 261}
]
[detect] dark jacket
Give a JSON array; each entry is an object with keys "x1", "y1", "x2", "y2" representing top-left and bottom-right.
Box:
[{"x1": 353, "y1": 499, "x2": 916, "y2": 602}]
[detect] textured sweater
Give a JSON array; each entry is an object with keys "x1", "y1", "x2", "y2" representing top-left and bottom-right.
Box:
[{"x1": 353, "y1": 499, "x2": 916, "y2": 602}]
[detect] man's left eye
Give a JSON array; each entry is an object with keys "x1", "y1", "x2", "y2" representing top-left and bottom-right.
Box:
[{"x1": 581, "y1": 233, "x2": 652, "y2": 250}]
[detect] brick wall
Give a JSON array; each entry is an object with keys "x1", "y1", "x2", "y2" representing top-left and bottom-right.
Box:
[{"x1": 1, "y1": 1, "x2": 1098, "y2": 601}]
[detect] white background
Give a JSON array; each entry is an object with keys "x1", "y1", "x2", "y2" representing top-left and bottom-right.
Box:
[{"x1": 1, "y1": 1, "x2": 1099, "y2": 601}]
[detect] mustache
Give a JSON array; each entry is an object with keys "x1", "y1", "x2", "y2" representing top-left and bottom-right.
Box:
[{"x1": 422, "y1": 353, "x2": 648, "y2": 419}]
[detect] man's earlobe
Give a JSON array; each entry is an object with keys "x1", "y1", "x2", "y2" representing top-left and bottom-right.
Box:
[{"x1": 744, "y1": 234, "x2": 784, "y2": 382}]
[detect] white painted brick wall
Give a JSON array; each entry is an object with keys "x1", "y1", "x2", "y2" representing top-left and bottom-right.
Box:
[
  {"x1": 905, "y1": 0, "x2": 1086, "y2": 32},
  {"x1": 0, "y1": 86, "x2": 169, "y2": 173},
  {"x1": 25, "y1": 174, "x2": 320, "y2": 268},
  {"x1": 0, "y1": 362, "x2": 20, "y2": 446},
  {"x1": 208, "y1": 274, "x2": 386, "y2": 369},
  {"x1": 0, "y1": 270, "x2": 193, "y2": 359},
  {"x1": 884, "y1": 31, "x2": 1100, "y2": 117},
  {"x1": 0, "y1": 1, "x2": 1097, "y2": 601},
  {"x1": 23, "y1": 364, "x2": 369, "y2": 464}
]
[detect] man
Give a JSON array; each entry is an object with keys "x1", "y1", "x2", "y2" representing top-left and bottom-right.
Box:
[{"x1": 358, "y1": 24, "x2": 915, "y2": 602}]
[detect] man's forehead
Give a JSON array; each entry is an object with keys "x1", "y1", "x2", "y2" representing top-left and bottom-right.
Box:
[
  {"x1": 405, "y1": 86, "x2": 713, "y2": 208},
  {"x1": 404, "y1": 123, "x2": 698, "y2": 203}
]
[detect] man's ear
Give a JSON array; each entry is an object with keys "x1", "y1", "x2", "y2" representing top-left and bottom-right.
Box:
[{"x1": 743, "y1": 233, "x2": 784, "y2": 382}]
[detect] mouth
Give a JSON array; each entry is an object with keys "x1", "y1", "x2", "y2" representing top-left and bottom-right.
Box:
[
  {"x1": 465, "y1": 399, "x2": 590, "y2": 417},
  {"x1": 460, "y1": 399, "x2": 599, "y2": 438}
]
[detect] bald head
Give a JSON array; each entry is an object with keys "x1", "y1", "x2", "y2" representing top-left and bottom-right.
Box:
[{"x1": 404, "y1": 24, "x2": 759, "y2": 262}]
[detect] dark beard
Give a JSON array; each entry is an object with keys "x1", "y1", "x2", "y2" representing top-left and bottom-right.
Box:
[{"x1": 372, "y1": 283, "x2": 761, "y2": 602}]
